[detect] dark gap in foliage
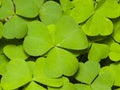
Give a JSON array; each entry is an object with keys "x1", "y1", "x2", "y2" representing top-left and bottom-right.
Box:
[
  {"x1": 112, "y1": 86, "x2": 120, "y2": 90},
  {"x1": 100, "y1": 58, "x2": 113, "y2": 67},
  {"x1": 12, "y1": 0, "x2": 16, "y2": 13},
  {"x1": 77, "y1": 53, "x2": 88, "y2": 63},
  {"x1": 26, "y1": 56, "x2": 38, "y2": 61},
  {"x1": 0, "y1": 75, "x2": 2, "y2": 79},
  {"x1": 34, "y1": 81, "x2": 48, "y2": 89},
  {"x1": 91, "y1": 74, "x2": 98, "y2": 84},
  {"x1": 69, "y1": 76, "x2": 81, "y2": 84}
]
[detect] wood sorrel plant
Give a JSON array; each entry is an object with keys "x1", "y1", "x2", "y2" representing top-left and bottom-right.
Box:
[{"x1": 0, "y1": 0, "x2": 120, "y2": 90}]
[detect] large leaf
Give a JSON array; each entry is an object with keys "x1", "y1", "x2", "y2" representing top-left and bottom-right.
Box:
[
  {"x1": 55, "y1": 15, "x2": 88, "y2": 50},
  {"x1": 3, "y1": 44, "x2": 29, "y2": 60},
  {"x1": 75, "y1": 61, "x2": 100, "y2": 84},
  {"x1": 70, "y1": 0, "x2": 94, "y2": 23},
  {"x1": 1, "y1": 60, "x2": 32, "y2": 90},
  {"x1": 91, "y1": 66, "x2": 114, "y2": 90},
  {"x1": 33, "y1": 57, "x2": 63, "y2": 87},
  {"x1": 95, "y1": 0, "x2": 120, "y2": 18},
  {"x1": 32, "y1": 0, "x2": 44, "y2": 8},
  {"x1": 24, "y1": 81, "x2": 46, "y2": 90},
  {"x1": 45, "y1": 47, "x2": 79, "y2": 78},
  {"x1": 23, "y1": 21, "x2": 53, "y2": 56},
  {"x1": 88, "y1": 43, "x2": 109, "y2": 62},
  {"x1": 2, "y1": 15, "x2": 28, "y2": 39},
  {"x1": 82, "y1": 13, "x2": 113, "y2": 36},
  {"x1": 14, "y1": 0, "x2": 39, "y2": 18},
  {"x1": 39, "y1": 1, "x2": 62, "y2": 25},
  {"x1": 74, "y1": 84, "x2": 91, "y2": 90},
  {"x1": 109, "y1": 43, "x2": 120, "y2": 61},
  {"x1": 0, "y1": 22, "x2": 3, "y2": 38},
  {"x1": 0, "y1": 0, "x2": 14, "y2": 20}
]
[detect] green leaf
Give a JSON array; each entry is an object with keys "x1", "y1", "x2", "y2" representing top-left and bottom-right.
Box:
[
  {"x1": 33, "y1": 57, "x2": 63, "y2": 87},
  {"x1": 112, "y1": 19, "x2": 120, "y2": 43},
  {"x1": 32, "y1": 0, "x2": 44, "y2": 8},
  {"x1": 74, "y1": 84, "x2": 91, "y2": 90},
  {"x1": 0, "y1": 0, "x2": 1, "y2": 7},
  {"x1": 14, "y1": 0, "x2": 39, "y2": 18},
  {"x1": 45, "y1": 47, "x2": 79, "y2": 78},
  {"x1": 95, "y1": 0, "x2": 120, "y2": 18},
  {"x1": 2, "y1": 15, "x2": 28, "y2": 39},
  {"x1": 1, "y1": 60, "x2": 32, "y2": 90},
  {"x1": 91, "y1": 66, "x2": 114, "y2": 90},
  {"x1": 39, "y1": 1, "x2": 62, "y2": 25},
  {"x1": 0, "y1": 54, "x2": 9, "y2": 75},
  {"x1": 24, "y1": 81, "x2": 46, "y2": 90},
  {"x1": 3, "y1": 45, "x2": 28, "y2": 60},
  {"x1": 109, "y1": 63, "x2": 120, "y2": 86},
  {"x1": 75, "y1": 61, "x2": 100, "y2": 84},
  {"x1": 27, "y1": 61, "x2": 35, "y2": 76},
  {"x1": 88, "y1": 43, "x2": 110, "y2": 62},
  {"x1": 109, "y1": 43, "x2": 120, "y2": 61},
  {"x1": 70, "y1": 0, "x2": 94, "y2": 23},
  {"x1": 0, "y1": 22, "x2": 3, "y2": 38},
  {"x1": 23, "y1": 21, "x2": 53, "y2": 56},
  {"x1": 82, "y1": 13, "x2": 113, "y2": 36},
  {"x1": 55, "y1": 15, "x2": 88, "y2": 50},
  {"x1": 0, "y1": 0, "x2": 14, "y2": 20}
]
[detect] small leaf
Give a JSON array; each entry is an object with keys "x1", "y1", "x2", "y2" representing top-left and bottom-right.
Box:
[
  {"x1": 70, "y1": 0, "x2": 94, "y2": 23},
  {"x1": 23, "y1": 21, "x2": 53, "y2": 56},
  {"x1": 55, "y1": 15, "x2": 88, "y2": 50},
  {"x1": 2, "y1": 15, "x2": 28, "y2": 39},
  {"x1": 95, "y1": 0, "x2": 120, "y2": 18},
  {"x1": 45, "y1": 47, "x2": 79, "y2": 78},
  {"x1": 91, "y1": 66, "x2": 114, "y2": 90},
  {"x1": 75, "y1": 61, "x2": 100, "y2": 84},
  {"x1": 33, "y1": 57, "x2": 63, "y2": 87},
  {"x1": 39, "y1": 1, "x2": 62, "y2": 25},
  {"x1": 74, "y1": 84, "x2": 91, "y2": 90},
  {"x1": 88, "y1": 43, "x2": 110, "y2": 62},
  {"x1": 82, "y1": 14, "x2": 113, "y2": 36},
  {"x1": 3, "y1": 44, "x2": 28, "y2": 60},
  {"x1": 0, "y1": 22, "x2": 3, "y2": 38},
  {"x1": 14, "y1": 0, "x2": 39, "y2": 18},
  {"x1": 0, "y1": 0, "x2": 14, "y2": 20},
  {"x1": 24, "y1": 81, "x2": 46, "y2": 90},
  {"x1": 1, "y1": 60, "x2": 32, "y2": 90},
  {"x1": 109, "y1": 43, "x2": 120, "y2": 61}
]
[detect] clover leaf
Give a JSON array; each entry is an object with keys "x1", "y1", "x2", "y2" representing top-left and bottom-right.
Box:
[
  {"x1": 55, "y1": 15, "x2": 88, "y2": 50},
  {"x1": 95, "y1": 0, "x2": 120, "y2": 18},
  {"x1": 3, "y1": 44, "x2": 29, "y2": 60},
  {"x1": 33, "y1": 57, "x2": 63, "y2": 87},
  {"x1": 74, "y1": 84, "x2": 91, "y2": 90},
  {"x1": 88, "y1": 43, "x2": 110, "y2": 62},
  {"x1": 2, "y1": 15, "x2": 28, "y2": 39},
  {"x1": 45, "y1": 47, "x2": 79, "y2": 78},
  {"x1": 82, "y1": 13, "x2": 113, "y2": 36},
  {"x1": 70, "y1": 0, "x2": 94, "y2": 23},
  {"x1": 24, "y1": 81, "x2": 46, "y2": 90},
  {"x1": 32, "y1": 0, "x2": 44, "y2": 8},
  {"x1": 23, "y1": 21, "x2": 53, "y2": 56},
  {"x1": 14, "y1": 0, "x2": 39, "y2": 18},
  {"x1": 0, "y1": 0, "x2": 14, "y2": 20},
  {"x1": 75, "y1": 61, "x2": 100, "y2": 84},
  {"x1": 0, "y1": 22, "x2": 3, "y2": 38},
  {"x1": 39, "y1": 1, "x2": 62, "y2": 25},
  {"x1": 1, "y1": 60, "x2": 32, "y2": 90},
  {"x1": 109, "y1": 43, "x2": 120, "y2": 61}
]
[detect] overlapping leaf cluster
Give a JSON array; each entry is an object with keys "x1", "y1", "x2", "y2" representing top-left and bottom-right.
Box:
[{"x1": 0, "y1": 0, "x2": 120, "y2": 90}]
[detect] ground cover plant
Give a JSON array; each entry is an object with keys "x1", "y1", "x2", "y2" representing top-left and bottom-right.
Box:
[{"x1": 0, "y1": 0, "x2": 120, "y2": 90}]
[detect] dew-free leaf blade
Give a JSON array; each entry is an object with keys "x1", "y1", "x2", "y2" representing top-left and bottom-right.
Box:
[
  {"x1": 74, "y1": 84, "x2": 91, "y2": 90},
  {"x1": 88, "y1": 43, "x2": 110, "y2": 62},
  {"x1": 82, "y1": 14, "x2": 113, "y2": 36},
  {"x1": 0, "y1": 0, "x2": 14, "y2": 20},
  {"x1": 39, "y1": 1, "x2": 62, "y2": 25},
  {"x1": 14, "y1": 0, "x2": 39, "y2": 18},
  {"x1": 1, "y1": 60, "x2": 32, "y2": 90},
  {"x1": 70, "y1": 0, "x2": 94, "y2": 23},
  {"x1": 32, "y1": 0, "x2": 44, "y2": 8},
  {"x1": 2, "y1": 15, "x2": 28, "y2": 39},
  {"x1": 75, "y1": 61, "x2": 100, "y2": 84},
  {"x1": 0, "y1": 22, "x2": 3, "y2": 38},
  {"x1": 23, "y1": 21, "x2": 53, "y2": 56},
  {"x1": 45, "y1": 47, "x2": 79, "y2": 78},
  {"x1": 55, "y1": 15, "x2": 88, "y2": 50},
  {"x1": 33, "y1": 57, "x2": 63, "y2": 87},
  {"x1": 24, "y1": 81, "x2": 46, "y2": 90}
]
